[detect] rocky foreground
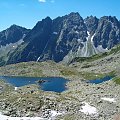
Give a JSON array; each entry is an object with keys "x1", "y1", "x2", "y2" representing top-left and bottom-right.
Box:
[
  {"x1": 0, "y1": 50, "x2": 120, "y2": 120},
  {"x1": 0, "y1": 75, "x2": 120, "y2": 120}
]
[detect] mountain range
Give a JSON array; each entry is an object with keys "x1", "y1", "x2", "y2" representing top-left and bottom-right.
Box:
[{"x1": 0, "y1": 12, "x2": 120, "y2": 66}]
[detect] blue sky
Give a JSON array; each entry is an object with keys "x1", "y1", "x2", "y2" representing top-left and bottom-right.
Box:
[{"x1": 0, "y1": 0, "x2": 120, "y2": 31}]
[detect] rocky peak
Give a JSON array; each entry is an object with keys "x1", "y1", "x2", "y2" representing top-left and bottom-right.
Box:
[
  {"x1": 8, "y1": 24, "x2": 19, "y2": 30},
  {"x1": 92, "y1": 16, "x2": 120, "y2": 49},
  {"x1": 64, "y1": 12, "x2": 84, "y2": 26},
  {"x1": 13, "y1": 16, "x2": 53, "y2": 62},
  {"x1": 98, "y1": 16, "x2": 120, "y2": 29},
  {"x1": 84, "y1": 16, "x2": 98, "y2": 34},
  {"x1": 66, "y1": 12, "x2": 82, "y2": 19},
  {"x1": 9, "y1": 24, "x2": 22, "y2": 29},
  {"x1": 7, "y1": 24, "x2": 29, "y2": 34},
  {"x1": 31, "y1": 16, "x2": 52, "y2": 32},
  {"x1": 0, "y1": 25, "x2": 30, "y2": 46},
  {"x1": 23, "y1": 17, "x2": 52, "y2": 42},
  {"x1": 59, "y1": 12, "x2": 87, "y2": 43}
]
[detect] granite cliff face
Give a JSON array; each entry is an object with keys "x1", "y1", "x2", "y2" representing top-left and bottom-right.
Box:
[{"x1": 0, "y1": 12, "x2": 120, "y2": 65}]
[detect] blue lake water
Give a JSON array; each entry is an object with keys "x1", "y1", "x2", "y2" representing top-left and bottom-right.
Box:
[
  {"x1": 87, "y1": 76, "x2": 114, "y2": 84},
  {"x1": 0, "y1": 76, "x2": 68, "y2": 93}
]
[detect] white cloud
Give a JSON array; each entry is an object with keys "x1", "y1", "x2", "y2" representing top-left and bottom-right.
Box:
[
  {"x1": 38, "y1": 0, "x2": 46, "y2": 3},
  {"x1": 38, "y1": 0, "x2": 55, "y2": 3}
]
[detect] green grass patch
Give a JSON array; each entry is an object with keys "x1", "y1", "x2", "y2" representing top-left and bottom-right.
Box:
[
  {"x1": 80, "y1": 71, "x2": 116, "y2": 80},
  {"x1": 107, "y1": 71, "x2": 116, "y2": 77},
  {"x1": 72, "y1": 52, "x2": 108, "y2": 63},
  {"x1": 60, "y1": 69, "x2": 77, "y2": 76},
  {"x1": 109, "y1": 44, "x2": 120, "y2": 54},
  {"x1": 57, "y1": 114, "x2": 78, "y2": 120},
  {"x1": 79, "y1": 72, "x2": 105, "y2": 80},
  {"x1": 114, "y1": 77, "x2": 120, "y2": 84}
]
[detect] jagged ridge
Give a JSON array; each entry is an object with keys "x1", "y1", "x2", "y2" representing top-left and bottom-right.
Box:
[{"x1": 0, "y1": 12, "x2": 120, "y2": 65}]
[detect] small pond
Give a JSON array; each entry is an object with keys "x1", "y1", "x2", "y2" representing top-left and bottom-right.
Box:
[
  {"x1": 87, "y1": 76, "x2": 114, "y2": 84},
  {"x1": 0, "y1": 76, "x2": 68, "y2": 93}
]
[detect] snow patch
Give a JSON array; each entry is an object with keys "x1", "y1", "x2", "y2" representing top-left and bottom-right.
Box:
[
  {"x1": 105, "y1": 47, "x2": 108, "y2": 50},
  {"x1": 91, "y1": 33, "x2": 95, "y2": 42},
  {"x1": 87, "y1": 31, "x2": 90, "y2": 36},
  {"x1": 77, "y1": 39, "x2": 81, "y2": 43},
  {"x1": 36, "y1": 57, "x2": 40, "y2": 62},
  {"x1": 50, "y1": 110, "x2": 63, "y2": 117},
  {"x1": 101, "y1": 97, "x2": 116, "y2": 103},
  {"x1": 0, "y1": 113, "x2": 44, "y2": 120},
  {"x1": 53, "y1": 32, "x2": 58, "y2": 35},
  {"x1": 86, "y1": 31, "x2": 90, "y2": 41},
  {"x1": 14, "y1": 87, "x2": 18, "y2": 91},
  {"x1": 96, "y1": 45, "x2": 108, "y2": 53},
  {"x1": 0, "y1": 110, "x2": 63, "y2": 120},
  {"x1": 75, "y1": 31, "x2": 79, "y2": 34},
  {"x1": 80, "y1": 102, "x2": 98, "y2": 115}
]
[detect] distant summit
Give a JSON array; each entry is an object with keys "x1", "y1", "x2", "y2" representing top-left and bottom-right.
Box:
[{"x1": 0, "y1": 25, "x2": 30, "y2": 46}]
